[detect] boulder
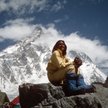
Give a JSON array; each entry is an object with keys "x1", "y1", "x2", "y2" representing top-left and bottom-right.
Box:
[
  {"x1": 19, "y1": 83, "x2": 48, "y2": 108},
  {"x1": 0, "y1": 91, "x2": 10, "y2": 107},
  {"x1": 103, "y1": 77, "x2": 108, "y2": 87},
  {"x1": 19, "y1": 82, "x2": 108, "y2": 108}
]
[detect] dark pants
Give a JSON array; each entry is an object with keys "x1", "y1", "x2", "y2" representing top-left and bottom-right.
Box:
[{"x1": 65, "y1": 73, "x2": 93, "y2": 94}]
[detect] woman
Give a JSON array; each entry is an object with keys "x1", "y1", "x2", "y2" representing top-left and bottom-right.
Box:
[{"x1": 46, "y1": 40, "x2": 74, "y2": 85}]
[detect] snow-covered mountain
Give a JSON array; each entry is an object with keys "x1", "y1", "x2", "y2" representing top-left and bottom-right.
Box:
[{"x1": 0, "y1": 27, "x2": 107, "y2": 100}]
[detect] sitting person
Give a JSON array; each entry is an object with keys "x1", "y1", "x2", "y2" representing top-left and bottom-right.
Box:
[
  {"x1": 63, "y1": 57, "x2": 96, "y2": 95},
  {"x1": 46, "y1": 40, "x2": 74, "y2": 86}
]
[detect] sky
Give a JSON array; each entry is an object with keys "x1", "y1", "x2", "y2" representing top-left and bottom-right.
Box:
[{"x1": 0, "y1": 0, "x2": 108, "y2": 68}]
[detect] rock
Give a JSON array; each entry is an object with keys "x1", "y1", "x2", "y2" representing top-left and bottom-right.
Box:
[
  {"x1": 93, "y1": 83, "x2": 108, "y2": 108},
  {"x1": 19, "y1": 83, "x2": 48, "y2": 108},
  {"x1": 0, "y1": 91, "x2": 10, "y2": 107},
  {"x1": 19, "y1": 82, "x2": 108, "y2": 108},
  {"x1": 103, "y1": 77, "x2": 108, "y2": 87}
]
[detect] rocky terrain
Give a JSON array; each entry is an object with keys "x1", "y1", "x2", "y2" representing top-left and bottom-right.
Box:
[{"x1": 19, "y1": 77, "x2": 108, "y2": 108}]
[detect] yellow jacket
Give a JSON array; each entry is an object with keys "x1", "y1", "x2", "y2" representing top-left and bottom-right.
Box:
[{"x1": 46, "y1": 49, "x2": 76, "y2": 82}]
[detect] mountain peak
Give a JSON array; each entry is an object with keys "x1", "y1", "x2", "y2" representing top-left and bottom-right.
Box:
[{"x1": 0, "y1": 29, "x2": 107, "y2": 100}]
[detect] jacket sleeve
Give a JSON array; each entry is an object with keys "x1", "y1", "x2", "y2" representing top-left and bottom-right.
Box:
[{"x1": 51, "y1": 51, "x2": 71, "y2": 68}]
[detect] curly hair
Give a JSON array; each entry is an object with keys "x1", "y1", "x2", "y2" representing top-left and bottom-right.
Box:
[{"x1": 52, "y1": 40, "x2": 67, "y2": 56}]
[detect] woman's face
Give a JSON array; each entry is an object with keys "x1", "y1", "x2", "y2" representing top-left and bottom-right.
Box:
[{"x1": 58, "y1": 41, "x2": 65, "y2": 51}]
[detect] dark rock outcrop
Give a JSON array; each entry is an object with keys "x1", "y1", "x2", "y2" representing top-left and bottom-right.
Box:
[
  {"x1": 103, "y1": 77, "x2": 108, "y2": 87},
  {"x1": 19, "y1": 81, "x2": 108, "y2": 108},
  {"x1": 0, "y1": 91, "x2": 10, "y2": 107}
]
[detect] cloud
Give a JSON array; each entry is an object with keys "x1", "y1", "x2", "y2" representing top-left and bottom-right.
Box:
[
  {"x1": 0, "y1": 18, "x2": 36, "y2": 40},
  {"x1": 54, "y1": 15, "x2": 69, "y2": 23},
  {"x1": 0, "y1": 36, "x2": 4, "y2": 42},
  {"x1": 4, "y1": 18, "x2": 35, "y2": 25},
  {"x1": 0, "y1": 0, "x2": 49, "y2": 14},
  {"x1": 35, "y1": 25, "x2": 108, "y2": 67},
  {"x1": 64, "y1": 34, "x2": 108, "y2": 64},
  {"x1": 50, "y1": 0, "x2": 66, "y2": 12},
  {"x1": 0, "y1": 0, "x2": 67, "y2": 14},
  {"x1": 0, "y1": 18, "x2": 108, "y2": 67}
]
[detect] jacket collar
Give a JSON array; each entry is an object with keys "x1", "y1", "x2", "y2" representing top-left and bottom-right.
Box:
[{"x1": 57, "y1": 49, "x2": 64, "y2": 57}]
